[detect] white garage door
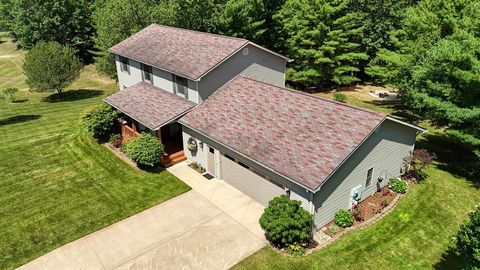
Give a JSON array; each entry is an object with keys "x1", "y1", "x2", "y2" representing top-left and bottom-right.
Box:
[{"x1": 220, "y1": 155, "x2": 285, "y2": 206}]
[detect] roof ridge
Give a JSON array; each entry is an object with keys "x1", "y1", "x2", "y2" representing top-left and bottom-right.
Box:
[
  {"x1": 238, "y1": 75, "x2": 385, "y2": 117},
  {"x1": 150, "y1": 24, "x2": 249, "y2": 43}
]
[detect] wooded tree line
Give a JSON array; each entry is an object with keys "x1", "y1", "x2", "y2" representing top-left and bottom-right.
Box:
[{"x1": 0, "y1": 0, "x2": 479, "y2": 172}]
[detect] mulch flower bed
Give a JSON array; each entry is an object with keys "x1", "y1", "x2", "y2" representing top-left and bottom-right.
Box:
[{"x1": 324, "y1": 186, "x2": 397, "y2": 238}]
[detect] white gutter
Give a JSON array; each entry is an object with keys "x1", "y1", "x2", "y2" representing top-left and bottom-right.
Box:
[{"x1": 385, "y1": 116, "x2": 427, "y2": 133}]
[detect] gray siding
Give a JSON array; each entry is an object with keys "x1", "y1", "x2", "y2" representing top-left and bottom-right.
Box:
[
  {"x1": 313, "y1": 119, "x2": 417, "y2": 229},
  {"x1": 115, "y1": 55, "x2": 142, "y2": 89},
  {"x1": 182, "y1": 126, "x2": 312, "y2": 212},
  {"x1": 198, "y1": 44, "x2": 286, "y2": 102},
  {"x1": 221, "y1": 156, "x2": 285, "y2": 206},
  {"x1": 115, "y1": 55, "x2": 199, "y2": 104}
]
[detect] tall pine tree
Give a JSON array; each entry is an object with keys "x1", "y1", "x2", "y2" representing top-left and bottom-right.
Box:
[
  {"x1": 368, "y1": 0, "x2": 480, "y2": 174},
  {"x1": 276, "y1": 0, "x2": 367, "y2": 87},
  {"x1": 214, "y1": 0, "x2": 286, "y2": 52}
]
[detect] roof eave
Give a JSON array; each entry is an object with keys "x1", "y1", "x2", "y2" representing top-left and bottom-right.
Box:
[
  {"x1": 246, "y1": 42, "x2": 293, "y2": 62},
  {"x1": 108, "y1": 51, "x2": 200, "y2": 81},
  {"x1": 104, "y1": 98, "x2": 156, "y2": 130},
  {"x1": 385, "y1": 116, "x2": 427, "y2": 133}
]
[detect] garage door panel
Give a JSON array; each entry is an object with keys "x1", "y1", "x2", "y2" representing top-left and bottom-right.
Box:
[{"x1": 221, "y1": 156, "x2": 285, "y2": 206}]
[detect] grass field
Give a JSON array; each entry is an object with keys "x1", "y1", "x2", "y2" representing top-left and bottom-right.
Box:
[
  {"x1": 234, "y1": 90, "x2": 480, "y2": 269},
  {"x1": 0, "y1": 35, "x2": 190, "y2": 269}
]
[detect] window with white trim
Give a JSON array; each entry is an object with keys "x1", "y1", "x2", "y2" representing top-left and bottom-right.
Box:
[
  {"x1": 366, "y1": 167, "x2": 374, "y2": 187},
  {"x1": 141, "y1": 64, "x2": 153, "y2": 83},
  {"x1": 173, "y1": 75, "x2": 188, "y2": 98},
  {"x1": 120, "y1": 56, "x2": 130, "y2": 74}
]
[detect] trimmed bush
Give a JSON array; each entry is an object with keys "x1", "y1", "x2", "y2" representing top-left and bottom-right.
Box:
[
  {"x1": 259, "y1": 195, "x2": 312, "y2": 248},
  {"x1": 1, "y1": 87, "x2": 18, "y2": 102},
  {"x1": 388, "y1": 178, "x2": 407, "y2": 194},
  {"x1": 335, "y1": 209, "x2": 354, "y2": 228},
  {"x1": 123, "y1": 133, "x2": 164, "y2": 167},
  {"x1": 334, "y1": 93, "x2": 347, "y2": 103},
  {"x1": 80, "y1": 104, "x2": 118, "y2": 138},
  {"x1": 456, "y1": 205, "x2": 480, "y2": 269}
]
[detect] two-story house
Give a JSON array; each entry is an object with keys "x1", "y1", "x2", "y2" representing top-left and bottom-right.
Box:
[
  {"x1": 105, "y1": 24, "x2": 290, "y2": 164},
  {"x1": 105, "y1": 24, "x2": 425, "y2": 231}
]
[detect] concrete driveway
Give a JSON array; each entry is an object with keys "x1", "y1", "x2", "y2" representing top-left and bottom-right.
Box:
[{"x1": 19, "y1": 162, "x2": 266, "y2": 270}]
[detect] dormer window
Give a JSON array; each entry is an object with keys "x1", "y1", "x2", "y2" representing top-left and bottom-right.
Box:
[
  {"x1": 174, "y1": 75, "x2": 188, "y2": 98},
  {"x1": 120, "y1": 56, "x2": 130, "y2": 74},
  {"x1": 141, "y1": 64, "x2": 153, "y2": 83}
]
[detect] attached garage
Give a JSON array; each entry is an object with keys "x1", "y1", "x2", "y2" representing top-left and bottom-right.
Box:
[{"x1": 220, "y1": 154, "x2": 286, "y2": 206}]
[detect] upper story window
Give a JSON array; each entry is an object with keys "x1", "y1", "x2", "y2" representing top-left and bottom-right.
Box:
[
  {"x1": 173, "y1": 75, "x2": 188, "y2": 98},
  {"x1": 366, "y1": 167, "x2": 374, "y2": 187},
  {"x1": 141, "y1": 64, "x2": 153, "y2": 83},
  {"x1": 119, "y1": 56, "x2": 130, "y2": 74}
]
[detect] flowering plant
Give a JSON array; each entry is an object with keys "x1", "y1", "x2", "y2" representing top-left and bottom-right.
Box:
[{"x1": 352, "y1": 205, "x2": 364, "y2": 222}]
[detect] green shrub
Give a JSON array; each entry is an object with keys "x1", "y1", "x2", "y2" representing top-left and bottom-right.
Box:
[
  {"x1": 388, "y1": 178, "x2": 407, "y2": 193},
  {"x1": 334, "y1": 93, "x2": 347, "y2": 103},
  {"x1": 334, "y1": 209, "x2": 354, "y2": 228},
  {"x1": 328, "y1": 225, "x2": 340, "y2": 234},
  {"x1": 123, "y1": 133, "x2": 164, "y2": 167},
  {"x1": 1, "y1": 88, "x2": 18, "y2": 102},
  {"x1": 456, "y1": 205, "x2": 480, "y2": 269},
  {"x1": 259, "y1": 195, "x2": 312, "y2": 248},
  {"x1": 80, "y1": 104, "x2": 118, "y2": 138}
]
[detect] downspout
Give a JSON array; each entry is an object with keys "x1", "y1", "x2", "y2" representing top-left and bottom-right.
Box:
[{"x1": 309, "y1": 190, "x2": 315, "y2": 235}]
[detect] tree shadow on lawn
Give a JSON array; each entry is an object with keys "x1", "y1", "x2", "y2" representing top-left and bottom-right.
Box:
[
  {"x1": 43, "y1": 89, "x2": 104, "y2": 103},
  {"x1": 11, "y1": 99, "x2": 29, "y2": 103},
  {"x1": 416, "y1": 132, "x2": 480, "y2": 188},
  {"x1": 363, "y1": 99, "x2": 414, "y2": 120},
  {"x1": 0, "y1": 114, "x2": 41, "y2": 126},
  {"x1": 139, "y1": 164, "x2": 167, "y2": 174},
  {"x1": 433, "y1": 247, "x2": 465, "y2": 270}
]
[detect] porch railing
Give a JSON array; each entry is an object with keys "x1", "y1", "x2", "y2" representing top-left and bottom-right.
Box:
[{"x1": 119, "y1": 120, "x2": 140, "y2": 143}]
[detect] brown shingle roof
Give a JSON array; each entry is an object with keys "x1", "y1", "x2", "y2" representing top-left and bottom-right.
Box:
[
  {"x1": 108, "y1": 24, "x2": 251, "y2": 80},
  {"x1": 179, "y1": 76, "x2": 386, "y2": 190},
  {"x1": 105, "y1": 82, "x2": 196, "y2": 130}
]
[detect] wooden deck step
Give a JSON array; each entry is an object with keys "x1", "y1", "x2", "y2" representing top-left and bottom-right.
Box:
[
  {"x1": 162, "y1": 156, "x2": 187, "y2": 167},
  {"x1": 161, "y1": 150, "x2": 186, "y2": 167},
  {"x1": 168, "y1": 150, "x2": 185, "y2": 159}
]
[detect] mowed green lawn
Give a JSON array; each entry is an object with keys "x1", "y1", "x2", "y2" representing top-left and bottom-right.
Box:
[
  {"x1": 0, "y1": 35, "x2": 190, "y2": 269},
  {"x1": 234, "y1": 97, "x2": 480, "y2": 269}
]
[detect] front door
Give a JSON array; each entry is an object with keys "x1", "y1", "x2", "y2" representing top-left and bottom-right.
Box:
[{"x1": 207, "y1": 146, "x2": 215, "y2": 176}]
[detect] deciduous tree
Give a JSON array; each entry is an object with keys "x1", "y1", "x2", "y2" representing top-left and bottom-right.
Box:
[
  {"x1": 4, "y1": 0, "x2": 94, "y2": 60},
  {"x1": 93, "y1": 0, "x2": 159, "y2": 77},
  {"x1": 23, "y1": 42, "x2": 82, "y2": 95}
]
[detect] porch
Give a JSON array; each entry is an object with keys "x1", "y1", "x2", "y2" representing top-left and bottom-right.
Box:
[
  {"x1": 117, "y1": 117, "x2": 186, "y2": 166},
  {"x1": 104, "y1": 82, "x2": 196, "y2": 167}
]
